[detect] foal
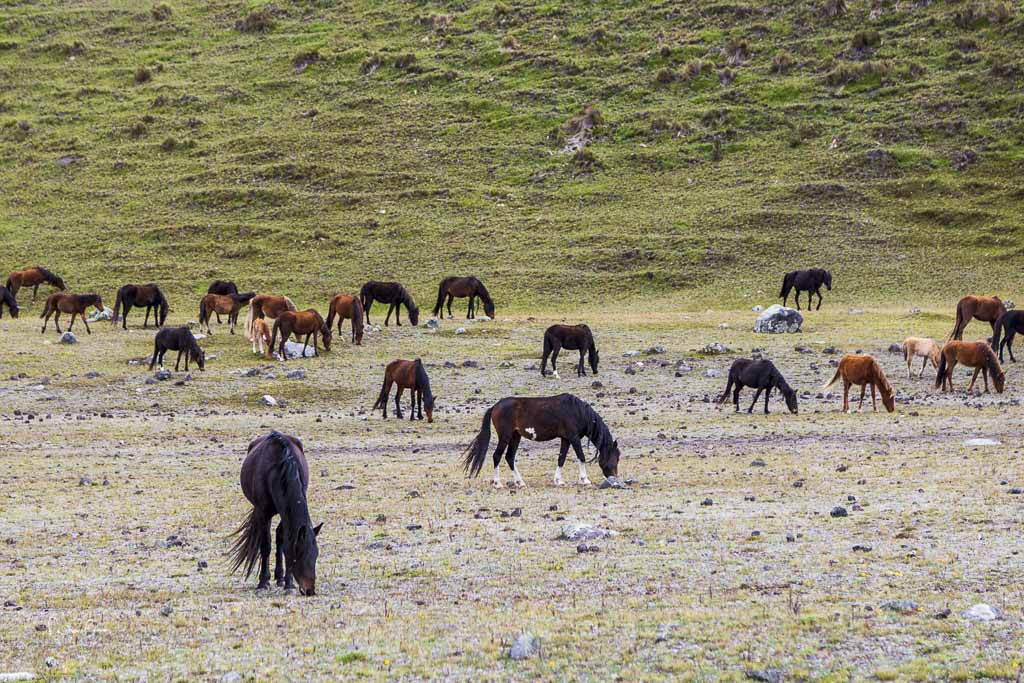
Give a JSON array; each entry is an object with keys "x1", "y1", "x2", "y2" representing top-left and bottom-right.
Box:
[
  {"x1": 901, "y1": 337, "x2": 941, "y2": 378},
  {"x1": 149, "y1": 326, "x2": 205, "y2": 372},
  {"x1": 271, "y1": 309, "x2": 331, "y2": 359},
  {"x1": 823, "y1": 354, "x2": 896, "y2": 413},
  {"x1": 40, "y1": 293, "x2": 104, "y2": 335},
  {"x1": 250, "y1": 318, "x2": 273, "y2": 358},
  {"x1": 935, "y1": 340, "x2": 1005, "y2": 394},
  {"x1": 372, "y1": 359, "x2": 435, "y2": 422},
  {"x1": 717, "y1": 359, "x2": 798, "y2": 414},
  {"x1": 325, "y1": 293, "x2": 365, "y2": 345}
]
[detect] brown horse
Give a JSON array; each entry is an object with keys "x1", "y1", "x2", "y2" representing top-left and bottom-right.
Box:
[
  {"x1": 372, "y1": 359, "x2": 435, "y2": 422},
  {"x1": 432, "y1": 276, "x2": 495, "y2": 320},
  {"x1": 271, "y1": 309, "x2": 331, "y2": 360},
  {"x1": 199, "y1": 292, "x2": 256, "y2": 334},
  {"x1": 112, "y1": 283, "x2": 169, "y2": 329},
  {"x1": 40, "y1": 292, "x2": 104, "y2": 335},
  {"x1": 6, "y1": 266, "x2": 66, "y2": 302},
  {"x1": 823, "y1": 354, "x2": 896, "y2": 413},
  {"x1": 935, "y1": 340, "x2": 1005, "y2": 393},
  {"x1": 246, "y1": 294, "x2": 297, "y2": 340},
  {"x1": 325, "y1": 294, "x2": 364, "y2": 345},
  {"x1": 250, "y1": 318, "x2": 273, "y2": 358},
  {"x1": 901, "y1": 337, "x2": 941, "y2": 378},
  {"x1": 950, "y1": 295, "x2": 1006, "y2": 340}
]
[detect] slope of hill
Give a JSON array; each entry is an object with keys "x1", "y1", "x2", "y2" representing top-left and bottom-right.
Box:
[{"x1": 1, "y1": 0, "x2": 1022, "y2": 309}]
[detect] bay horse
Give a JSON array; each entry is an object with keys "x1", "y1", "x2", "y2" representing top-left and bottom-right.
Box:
[
  {"x1": 541, "y1": 324, "x2": 599, "y2": 377},
  {"x1": 198, "y1": 292, "x2": 255, "y2": 334},
  {"x1": 40, "y1": 292, "x2": 104, "y2": 335},
  {"x1": 6, "y1": 266, "x2": 66, "y2": 302},
  {"x1": 0, "y1": 286, "x2": 18, "y2": 318},
  {"x1": 207, "y1": 280, "x2": 239, "y2": 324},
  {"x1": 360, "y1": 281, "x2": 419, "y2": 326},
  {"x1": 901, "y1": 337, "x2": 941, "y2": 378},
  {"x1": 112, "y1": 283, "x2": 169, "y2": 329},
  {"x1": 992, "y1": 310, "x2": 1024, "y2": 363},
  {"x1": 371, "y1": 358, "x2": 435, "y2": 422},
  {"x1": 462, "y1": 393, "x2": 620, "y2": 488},
  {"x1": 823, "y1": 354, "x2": 895, "y2": 413},
  {"x1": 250, "y1": 318, "x2": 273, "y2": 358},
  {"x1": 271, "y1": 309, "x2": 331, "y2": 360},
  {"x1": 325, "y1": 293, "x2": 364, "y2": 345},
  {"x1": 229, "y1": 431, "x2": 323, "y2": 595},
  {"x1": 935, "y1": 340, "x2": 1005, "y2": 393},
  {"x1": 432, "y1": 276, "x2": 495, "y2": 320},
  {"x1": 717, "y1": 359, "x2": 798, "y2": 414},
  {"x1": 949, "y1": 295, "x2": 1006, "y2": 340},
  {"x1": 246, "y1": 294, "x2": 297, "y2": 340},
  {"x1": 779, "y1": 268, "x2": 832, "y2": 310},
  {"x1": 149, "y1": 326, "x2": 205, "y2": 372}
]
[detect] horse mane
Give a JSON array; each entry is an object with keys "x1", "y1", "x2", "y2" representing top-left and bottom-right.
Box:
[
  {"x1": 982, "y1": 342, "x2": 1003, "y2": 378},
  {"x1": 872, "y1": 358, "x2": 893, "y2": 397},
  {"x1": 284, "y1": 296, "x2": 297, "y2": 312},
  {"x1": 415, "y1": 358, "x2": 434, "y2": 407},
  {"x1": 474, "y1": 278, "x2": 493, "y2": 307},
  {"x1": 233, "y1": 291, "x2": 257, "y2": 304},
  {"x1": 577, "y1": 397, "x2": 614, "y2": 466},
  {"x1": 401, "y1": 286, "x2": 418, "y2": 311},
  {"x1": 34, "y1": 266, "x2": 58, "y2": 283}
]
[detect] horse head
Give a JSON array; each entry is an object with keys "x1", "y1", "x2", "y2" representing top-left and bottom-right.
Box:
[
  {"x1": 588, "y1": 346, "x2": 600, "y2": 374},
  {"x1": 483, "y1": 298, "x2": 495, "y2": 318},
  {"x1": 93, "y1": 295, "x2": 105, "y2": 313},
  {"x1": 783, "y1": 386, "x2": 799, "y2": 414},
  {"x1": 320, "y1": 322, "x2": 332, "y2": 351},
  {"x1": 192, "y1": 345, "x2": 206, "y2": 371},
  {"x1": 599, "y1": 440, "x2": 620, "y2": 479},
  {"x1": 823, "y1": 270, "x2": 833, "y2": 290},
  {"x1": 289, "y1": 522, "x2": 323, "y2": 596},
  {"x1": 408, "y1": 304, "x2": 420, "y2": 326},
  {"x1": 54, "y1": 276, "x2": 67, "y2": 291}
]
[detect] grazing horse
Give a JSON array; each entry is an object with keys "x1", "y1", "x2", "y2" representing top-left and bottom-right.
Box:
[
  {"x1": 935, "y1": 340, "x2": 1005, "y2": 394},
  {"x1": 198, "y1": 292, "x2": 255, "y2": 334},
  {"x1": 271, "y1": 309, "x2": 331, "y2": 360},
  {"x1": 207, "y1": 280, "x2": 239, "y2": 324},
  {"x1": 360, "y1": 281, "x2": 419, "y2": 327},
  {"x1": 6, "y1": 266, "x2": 66, "y2": 302},
  {"x1": 371, "y1": 358, "x2": 435, "y2": 422},
  {"x1": 901, "y1": 337, "x2": 941, "y2": 378},
  {"x1": 949, "y1": 295, "x2": 1006, "y2": 340},
  {"x1": 0, "y1": 286, "x2": 19, "y2": 318},
  {"x1": 325, "y1": 293, "x2": 364, "y2": 345},
  {"x1": 823, "y1": 354, "x2": 895, "y2": 413},
  {"x1": 992, "y1": 310, "x2": 1024, "y2": 363},
  {"x1": 40, "y1": 293, "x2": 104, "y2": 335},
  {"x1": 717, "y1": 359, "x2": 798, "y2": 414},
  {"x1": 149, "y1": 326, "x2": 205, "y2": 372},
  {"x1": 432, "y1": 276, "x2": 495, "y2": 320},
  {"x1": 229, "y1": 431, "x2": 323, "y2": 595},
  {"x1": 250, "y1": 318, "x2": 273, "y2": 358},
  {"x1": 541, "y1": 324, "x2": 599, "y2": 377},
  {"x1": 112, "y1": 283, "x2": 169, "y2": 329},
  {"x1": 779, "y1": 268, "x2": 832, "y2": 310},
  {"x1": 462, "y1": 393, "x2": 620, "y2": 488},
  {"x1": 246, "y1": 294, "x2": 297, "y2": 340}
]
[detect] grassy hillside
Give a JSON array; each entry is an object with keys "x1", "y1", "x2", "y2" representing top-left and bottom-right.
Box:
[{"x1": 1, "y1": 0, "x2": 1022, "y2": 311}]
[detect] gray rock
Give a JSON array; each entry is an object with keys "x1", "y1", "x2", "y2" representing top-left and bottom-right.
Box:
[
  {"x1": 645, "y1": 345, "x2": 667, "y2": 355},
  {"x1": 622, "y1": 350, "x2": 640, "y2": 357},
  {"x1": 963, "y1": 438, "x2": 1000, "y2": 447},
  {"x1": 87, "y1": 306, "x2": 114, "y2": 322},
  {"x1": 717, "y1": 323, "x2": 729, "y2": 329},
  {"x1": 754, "y1": 305, "x2": 803, "y2": 334},
  {"x1": 559, "y1": 523, "x2": 617, "y2": 541},
  {"x1": 745, "y1": 669, "x2": 783, "y2": 683},
  {"x1": 830, "y1": 506, "x2": 848, "y2": 518},
  {"x1": 261, "y1": 395, "x2": 277, "y2": 406},
  {"x1": 704, "y1": 368, "x2": 720, "y2": 378},
  {"x1": 159, "y1": 604, "x2": 173, "y2": 617},
  {"x1": 222, "y1": 673, "x2": 243, "y2": 683},
  {"x1": 426, "y1": 318, "x2": 440, "y2": 329},
  {"x1": 509, "y1": 633, "x2": 540, "y2": 660},
  {"x1": 279, "y1": 341, "x2": 316, "y2": 359},
  {"x1": 59, "y1": 332, "x2": 77, "y2": 344},
  {"x1": 44, "y1": 658, "x2": 57, "y2": 669},
  {"x1": 1005, "y1": 300, "x2": 1015, "y2": 310},
  {"x1": 455, "y1": 327, "x2": 467, "y2": 335},
  {"x1": 285, "y1": 369, "x2": 306, "y2": 380},
  {"x1": 84, "y1": 371, "x2": 100, "y2": 378},
  {"x1": 888, "y1": 343, "x2": 902, "y2": 353},
  {"x1": 624, "y1": 364, "x2": 637, "y2": 376},
  {"x1": 848, "y1": 307, "x2": 865, "y2": 315},
  {"x1": 154, "y1": 369, "x2": 172, "y2": 381},
  {"x1": 700, "y1": 342, "x2": 729, "y2": 354},
  {"x1": 462, "y1": 360, "x2": 479, "y2": 368},
  {"x1": 962, "y1": 603, "x2": 1000, "y2": 621},
  {"x1": 880, "y1": 600, "x2": 918, "y2": 614}
]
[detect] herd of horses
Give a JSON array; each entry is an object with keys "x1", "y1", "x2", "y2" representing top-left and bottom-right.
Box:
[{"x1": 3, "y1": 264, "x2": 1021, "y2": 594}]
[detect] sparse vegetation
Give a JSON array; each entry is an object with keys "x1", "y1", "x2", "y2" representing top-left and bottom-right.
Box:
[
  {"x1": 151, "y1": 3, "x2": 173, "y2": 21},
  {"x1": 235, "y1": 6, "x2": 275, "y2": 33}
]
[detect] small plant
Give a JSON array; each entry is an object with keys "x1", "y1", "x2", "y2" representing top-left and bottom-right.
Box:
[
  {"x1": 493, "y1": 3, "x2": 511, "y2": 16},
  {"x1": 682, "y1": 58, "x2": 705, "y2": 80},
  {"x1": 151, "y1": 3, "x2": 172, "y2": 21},
  {"x1": 393, "y1": 53, "x2": 417, "y2": 69},
  {"x1": 823, "y1": 0, "x2": 847, "y2": 17},
  {"x1": 771, "y1": 51, "x2": 795, "y2": 74},
  {"x1": 292, "y1": 50, "x2": 320, "y2": 72},
  {"x1": 718, "y1": 68, "x2": 735, "y2": 86},
  {"x1": 128, "y1": 121, "x2": 147, "y2": 138},
  {"x1": 134, "y1": 66, "x2": 152, "y2": 84},
  {"x1": 360, "y1": 54, "x2": 382, "y2": 75},
  {"x1": 654, "y1": 68, "x2": 676, "y2": 86},
  {"x1": 850, "y1": 30, "x2": 881, "y2": 51},
  {"x1": 236, "y1": 6, "x2": 275, "y2": 33},
  {"x1": 724, "y1": 39, "x2": 749, "y2": 66},
  {"x1": 160, "y1": 136, "x2": 178, "y2": 152},
  {"x1": 572, "y1": 148, "x2": 603, "y2": 173}
]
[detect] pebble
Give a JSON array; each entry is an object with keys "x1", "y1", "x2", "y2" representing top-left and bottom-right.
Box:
[
  {"x1": 880, "y1": 600, "x2": 918, "y2": 614},
  {"x1": 745, "y1": 669, "x2": 782, "y2": 683},
  {"x1": 285, "y1": 369, "x2": 306, "y2": 380},
  {"x1": 222, "y1": 674, "x2": 242, "y2": 683},
  {"x1": 509, "y1": 633, "x2": 540, "y2": 660},
  {"x1": 261, "y1": 395, "x2": 277, "y2": 406},
  {"x1": 455, "y1": 327, "x2": 466, "y2": 335},
  {"x1": 700, "y1": 498, "x2": 713, "y2": 506},
  {"x1": 59, "y1": 332, "x2": 77, "y2": 344},
  {"x1": 830, "y1": 506, "x2": 848, "y2": 518}
]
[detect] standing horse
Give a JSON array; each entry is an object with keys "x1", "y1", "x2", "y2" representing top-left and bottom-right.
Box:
[
  {"x1": 198, "y1": 292, "x2": 255, "y2": 334},
  {"x1": 949, "y1": 295, "x2": 1006, "y2": 340},
  {"x1": 823, "y1": 354, "x2": 895, "y2": 413},
  {"x1": 717, "y1": 359, "x2": 798, "y2": 414},
  {"x1": 207, "y1": 280, "x2": 239, "y2": 324},
  {"x1": 6, "y1": 266, "x2": 66, "y2": 302},
  {"x1": 432, "y1": 276, "x2": 495, "y2": 320},
  {"x1": 901, "y1": 337, "x2": 941, "y2": 378},
  {"x1": 271, "y1": 309, "x2": 331, "y2": 360},
  {"x1": 360, "y1": 281, "x2": 419, "y2": 326},
  {"x1": 246, "y1": 294, "x2": 297, "y2": 340},
  {"x1": 0, "y1": 286, "x2": 19, "y2": 318},
  {"x1": 541, "y1": 324, "x2": 599, "y2": 377},
  {"x1": 250, "y1": 318, "x2": 273, "y2": 358},
  {"x1": 462, "y1": 393, "x2": 620, "y2": 488},
  {"x1": 112, "y1": 283, "x2": 169, "y2": 329},
  {"x1": 149, "y1": 326, "x2": 205, "y2": 372},
  {"x1": 229, "y1": 431, "x2": 323, "y2": 595},
  {"x1": 325, "y1": 294, "x2": 364, "y2": 345},
  {"x1": 935, "y1": 340, "x2": 1005, "y2": 393},
  {"x1": 779, "y1": 268, "x2": 832, "y2": 310},
  {"x1": 371, "y1": 359, "x2": 435, "y2": 422},
  {"x1": 992, "y1": 310, "x2": 1024, "y2": 363},
  {"x1": 40, "y1": 293, "x2": 104, "y2": 335}
]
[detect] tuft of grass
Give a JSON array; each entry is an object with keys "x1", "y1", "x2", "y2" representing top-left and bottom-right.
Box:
[
  {"x1": 236, "y1": 6, "x2": 275, "y2": 33},
  {"x1": 134, "y1": 66, "x2": 152, "y2": 84},
  {"x1": 151, "y1": 3, "x2": 173, "y2": 21}
]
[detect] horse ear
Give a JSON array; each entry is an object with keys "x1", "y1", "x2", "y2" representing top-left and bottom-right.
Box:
[{"x1": 313, "y1": 522, "x2": 323, "y2": 537}]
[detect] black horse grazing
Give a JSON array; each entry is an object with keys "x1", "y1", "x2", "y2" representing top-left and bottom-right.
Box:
[
  {"x1": 207, "y1": 280, "x2": 239, "y2": 323},
  {"x1": 541, "y1": 324, "x2": 599, "y2": 377},
  {"x1": 432, "y1": 276, "x2": 495, "y2": 320},
  {"x1": 717, "y1": 359, "x2": 798, "y2": 414},
  {"x1": 113, "y1": 283, "x2": 169, "y2": 329},
  {"x1": 360, "y1": 281, "x2": 419, "y2": 327},
  {"x1": 992, "y1": 310, "x2": 1024, "y2": 363},
  {"x1": 0, "y1": 286, "x2": 18, "y2": 318},
  {"x1": 150, "y1": 326, "x2": 205, "y2": 371},
  {"x1": 780, "y1": 268, "x2": 832, "y2": 310},
  {"x1": 229, "y1": 431, "x2": 323, "y2": 595},
  {"x1": 463, "y1": 393, "x2": 620, "y2": 488}
]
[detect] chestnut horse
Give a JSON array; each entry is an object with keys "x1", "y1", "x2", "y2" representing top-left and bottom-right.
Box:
[
  {"x1": 40, "y1": 293, "x2": 104, "y2": 335},
  {"x1": 949, "y1": 295, "x2": 1006, "y2": 340},
  {"x1": 325, "y1": 293, "x2": 364, "y2": 345},
  {"x1": 432, "y1": 276, "x2": 495, "y2": 320},
  {"x1": 991, "y1": 310, "x2": 1024, "y2": 363},
  {"x1": 271, "y1": 309, "x2": 331, "y2": 360},
  {"x1": 360, "y1": 281, "x2": 419, "y2": 326},
  {"x1": 0, "y1": 286, "x2": 19, "y2": 318},
  {"x1": 250, "y1": 318, "x2": 273, "y2": 358},
  {"x1": 6, "y1": 266, "x2": 66, "y2": 302},
  {"x1": 823, "y1": 354, "x2": 895, "y2": 413},
  {"x1": 901, "y1": 337, "x2": 941, "y2": 378},
  {"x1": 112, "y1": 283, "x2": 169, "y2": 329},
  {"x1": 372, "y1": 359, "x2": 435, "y2": 422},
  {"x1": 198, "y1": 292, "x2": 256, "y2": 334},
  {"x1": 935, "y1": 340, "x2": 1005, "y2": 394},
  {"x1": 246, "y1": 294, "x2": 297, "y2": 340}
]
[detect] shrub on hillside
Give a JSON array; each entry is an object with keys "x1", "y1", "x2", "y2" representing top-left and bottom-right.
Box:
[
  {"x1": 850, "y1": 30, "x2": 880, "y2": 51},
  {"x1": 134, "y1": 66, "x2": 152, "y2": 84},
  {"x1": 822, "y1": 0, "x2": 847, "y2": 17},
  {"x1": 151, "y1": 3, "x2": 172, "y2": 21},
  {"x1": 236, "y1": 7, "x2": 275, "y2": 33},
  {"x1": 771, "y1": 51, "x2": 795, "y2": 74}
]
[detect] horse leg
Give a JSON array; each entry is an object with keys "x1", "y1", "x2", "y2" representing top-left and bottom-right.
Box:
[
  {"x1": 257, "y1": 517, "x2": 272, "y2": 590},
  {"x1": 491, "y1": 436, "x2": 510, "y2": 488},
  {"x1": 142, "y1": 306, "x2": 150, "y2": 329},
  {"x1": 380, "y1": 380, "x2": 392, "y2": 418},
  {"x1": 870, "y1": 383, "x2": 877, "y2": 412},
  {"x1": 394, "y1": 386, "x2": 404, "y2": 420},
  {"x1": 857, "y1": 384, "x2": 866, "y2": 412},
  {"x1": 32, "y1": 283, "x2": 39, "y2": 302},
  {"x1": 982, "y1": 367, "x2": 990, "y2": 393},
  {"x1": 815, "y1": 287, "x2": 823, "y2": 310},
  {"x1": 55, "y1": 311, "x2": 63, "y2": 334},
  {"x1": 301, "y1": 332, "x2": 312, "y2": 357},
  {"x1": 794, "y1": 290, "x2": 801, "y2": 311},
  {"x1": 364, "y1": 298, "x2": 373, "y2": 325},
  {"x1": 550, "y1": 346, "x2": 561, "y2": 378},
  {"x1": 505, "y1": 433, "x2": 525, "y2": 487},
  {"x1": 82, "y1": 314, "x2": 91, "y2": 335},
  {"x1": 920, "y1": 356, "x2": 928, "y2": 378},
  {"x1": 229, "y1": 311, "x2": 236, "y2": 335},
  {"x1": 415, "y1": 389, "x2": 422, "y2": 420},
  {"x1": 1007, "y1": 330, "x2": 1017, "y2": 362},
  {"x1": 446, "y1": 294, "x2": 453, "y2": 319},
  {"x1": 733, "y1": 382, "x2": 742, "y2": 412},
  {"x1": 175, "y1": 349, "x2": 183, "y2": 372},
  {"x1": 384, "y1": 303, "x2": 393, "y2": 326},
  {"x1": 274, "y1": 523, "x2": 286, "y2": 587},
  {"x1": 571, "y1": 439, "x2": 591, "y2": 486},
  {"x1": 554, "y1": 439, "x2": 570, "y2": 486},
  {"x1": 748, "y1": 388, "x2": 762, "y2": 414},
  {"x1": 968, "y1": 367, "x2": 980, "y2": 393},
  {"x1": 578, "y1": 349, "x2": 586, "y2": 377},
  {"x1": 842, "y1": 381, "x2": 850, "y2": 413},
  {"x1": 763, "y1": 386, "x2": 772, "y2": 414}
]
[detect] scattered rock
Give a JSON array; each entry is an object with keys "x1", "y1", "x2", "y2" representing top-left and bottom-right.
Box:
[
  {"x1": 591, "y1": 380, "x2": 603, "y2": 389},
  {"x1": 84, "y1": 371, "x2": 100, "y2": 378},
  {"x1": 754, "y1": 305, "x2": 803, "y2": 334},
  {"x1": 455, "y1": 327, "x2": 467, "y2": 335},
  {"x1": 598, "y1": 476, "x2": 629, "y2": 489},
  {"x1": 59, "y1": 332, "x2": 77, "y2": 344},
  {"x1": 509, "y1": 633, "x2": 540, "y2": 660},
  {"x1": 822, "y1": 346, "x2": 840, "y2": 355},
  {"x1": 159, "y1": 604, "x2": 173, "y2": 617},
  {"x1": 700, "y1": 498, "x2": 713, "y2": 506},
  {"x1": 462, "y1": 360, "x2": 479, "y2": 368},
  {"x1": 0, "y1": 674, "x2": 38, "y2": 682},
  {"x1": 880, "y1": 600, "x2": 918, "y2": 614},
  {"x1": 962, "y1": 603, "x2": 1000, "y2": 621},
  {"x1": 700, "y1": 342, "x2": 729, "y2": 354},
  {"x1": 852, "y1": 544, "x2": 872, "y2": 552},
  {"x1": 576, "y1": 543, "x2": 600, "y2": 553},
  {"x1": 887, "y1": 343, "x2": 902, "y2": 353},
  {"x1": 745, "y1": 669, "x2": 783, "y2": 683},
  {"x1": 261, "y1": 395, "x2": 278, "y2": 407},
  {"x1": 154, "y1": 369, "x2": 172, "y2": 381},
  {"x1": 752, "y1": 305, "x2": 764, "y2": 312},
  {"x1": 963, "y1": 438, "x2": 1000, "y2": 447},
  {"x1": 57, "y1": 154, "x2": 85, "y2": 167},
  {"x1": 934, "y1": 608, "x2": 951, "y2": 619},
  {"x1": 830, "y1": 506, "x2": 848, "y2": 518},
  {"x1": 750, "y1": 459, "x2": 766, "y2": 467},
  {"x1": 44, "y1": 659, "x2": 57, "y2": 669},
  {"x1": 645, "y1": 345, "x2": 667, "y2": 355},
  {"x1": 622, "y1": 350, "x2": 640, "y2": 357},
  {"x1": 951, "y1": 148, "x2": 979, "y2": 172},
  {"x1": 848, "y1": 308, "x2": 865, "y2": 315},
  {"x1": 1004, "y1": 300, "x2": 1015, "y2": 310},
  {"x1": 279, "y1": 341, "x2": 316, "y2": 359},
  {"x1": 704, "y1": 368, "x2": 720, "y2": 378},
  {"x1": 87, "y1": 307, "x2": 115, "y2": 322},
  {"x1": 559, "y1": 523, "x2": 617, "y2": 541},
  {"x1": 222, "y1": 673, "x2": 243, "y2": 683},
  {"x1": 285, "y1": 369, "x2": 306, "y2": 380}
]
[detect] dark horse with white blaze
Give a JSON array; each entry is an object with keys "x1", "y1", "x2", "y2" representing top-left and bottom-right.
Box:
[
  {"x1": 360, "y1": 281, "x2": 419, "y2": 326},
  {"x1": 372, "y1": 358, "x2": 435, "y2": 422},
  {"x1": 463, "y1": 393, "x2": 620, "y2": 488},
  {"x1": 149, "y1": 326, "x2": 205, "y2": 372},
  {"x1": 541, "y1": 324, "x2": 599, "y2": 377},
  {"x1": 0, "y1": 286, "x2": 19, "y2": 318},
  {"x1": 229, "y1": 431, "x2": 323, "y2": 595},
  {"x1": 780, "y1": 268, "x2": 832, "y2": 310},
  {"x1": 113, "y1": 283, "x2": 169, "y2": 329},
  {"x1": 433, "y1": 276, "x2": 495, "y2": 320},
  {"x1": 992, "y1": 310, "x2": 1024, "y2": 363},
  {"x1": 717, "y1": 359, "x2": 798, "y2": 414}
]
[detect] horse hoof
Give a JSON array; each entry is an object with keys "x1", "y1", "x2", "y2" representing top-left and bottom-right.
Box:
[{"x1": 491, "y1": 482, "x2": 504, "y2": 490}]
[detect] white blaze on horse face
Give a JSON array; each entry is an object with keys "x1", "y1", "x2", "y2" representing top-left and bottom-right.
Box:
[
  {"x1": 578, "y1": 461, "x2": 591, "y2": 485},
  {"x1": 553, "y1": 467, "x2": 565, "y2": 486}
]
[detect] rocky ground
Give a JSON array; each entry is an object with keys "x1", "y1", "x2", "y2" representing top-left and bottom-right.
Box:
[{"x1": 1, "y1": 303, "x2": 1022, "y2": 681}]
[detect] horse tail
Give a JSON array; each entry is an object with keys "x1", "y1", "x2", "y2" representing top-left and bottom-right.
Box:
[
  {"x1": 325, "y1": 298, "x2": 336, "y2": 330},
  {"x1": 901, "y1": 341, "x2": 908, "y2": 362},
  {"x1": 112, "y1": 286, "x2": 125, "y2": 324},
  {"x1": 155, "y1": 285, "x2": 169, "y2": 326},
  {"x1": 991, "y1": 315, "x2": 1005, "y2": 354},
  {"x1": 270, "y1": 317, "x2": 282, "y2": 354},
  {"x1": 934, "y1": 350, "x2": 948, "y2": 389},
  {"x1": 949, "y1": 300, "x2": 965, "y2": 340},
  {"x1": 371, "y1": 372, "x2": 390, "y2": 411},
  {"x1": 39, "y1": 296, "x2": 52, "y2": 319},
  {"x1": 822, "y1": 366, "x2": 841, "y2": 390},
  {"x1": 462, "y1": 406, "x2": 494, "y2": 477},
  {"x1": 779, "y1": 272, "x2": 793, "y2": 300},
  {"x1": 433, "y1": 278, "x2": 449, "y2": 317},
  {"x1": 541, "y1": 330, "x2": 553, "y2": 375},
  {"x1": 717, "y1": 372, "x2": 734, "y2": 404},
  {"x1": 4, "y1": 276, "x2": 11, "y2": 291},
  {"x1": 227, "y1": 507, "x2": 262, "y2": 579},
  {"x1": 352, "y1": 297, "x2": 364, "y2": 343},
  {"x1": 199, "y1": 296, "x2": 208, "y2": 324}
]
